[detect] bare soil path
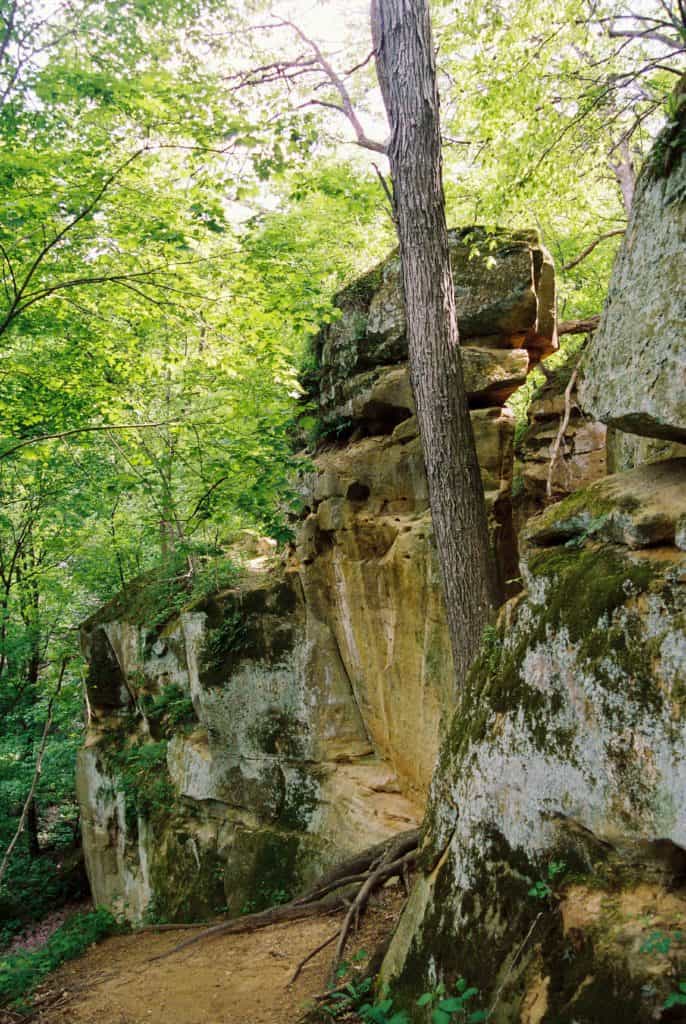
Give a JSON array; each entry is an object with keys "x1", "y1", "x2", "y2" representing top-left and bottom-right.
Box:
[{"x1": 18, "y1": 887, "x2": 404, "y2": 1024}]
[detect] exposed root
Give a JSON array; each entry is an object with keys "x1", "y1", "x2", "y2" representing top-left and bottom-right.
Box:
[
  {"x1": 288, "y1": 930, "x2": 339, "y2": 986},
  {"x1": 331, "y1": 848, "x2": 417, "y2": 977},
  {"x1": 546, "y1": 365, "x2": 579, "y2": 500},
  {"x1": 145, "y1": 828, "x2": 421, "y2": 972}
]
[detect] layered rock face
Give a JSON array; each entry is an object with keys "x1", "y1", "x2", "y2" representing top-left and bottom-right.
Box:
[
  {"x1": 77, "y1": 228, "x2": 556, "y2": 922},
  {"x1": 515, "y1": 359, "x2": 607, "y2": 523}
]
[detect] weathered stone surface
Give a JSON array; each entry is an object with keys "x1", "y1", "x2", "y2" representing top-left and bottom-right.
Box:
[
  {"x1": 317, "y1": 227, "x2": 556, "y2": 424},
  {"x1": 579, "y1": 127, "x2": 686, "y2": 441},
  {"x1": 77, "y1": 562, "x2": 420, "y2": 922},
  {"x1": 294, "y1": 404, "x2": 517, "y2": 800},
  {"x1": 523, "y1": 457, "x2": 686, "y2": 550},
  {"x1": 607, "y1": 425, "x2": 686, "y2": 473},
  {"x1": 321, "y1": 348, "x2": 529, "y2": 432},
  {"x1": 379, "y1": 459, "x2": 686, "y2": 1021}
]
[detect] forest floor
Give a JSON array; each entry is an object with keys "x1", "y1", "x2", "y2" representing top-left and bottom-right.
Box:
[{"x1": 10, "y1": 885, "x2": 406, "y2": 1024}]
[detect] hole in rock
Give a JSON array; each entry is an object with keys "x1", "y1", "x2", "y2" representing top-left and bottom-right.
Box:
[{"x1": 347, "y1": 482, "x2": 371, "y2": 503}]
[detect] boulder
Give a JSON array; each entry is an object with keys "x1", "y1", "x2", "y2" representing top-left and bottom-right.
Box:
[{"x1": 317, "y1": 227, "x2": 556, "y2": 425}]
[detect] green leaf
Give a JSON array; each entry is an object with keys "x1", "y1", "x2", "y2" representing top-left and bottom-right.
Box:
[{"x1": 431, "y1": 1010, "x2": 452, "y2": 1024}]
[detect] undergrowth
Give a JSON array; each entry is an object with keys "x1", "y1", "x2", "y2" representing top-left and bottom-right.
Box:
[
  {"x1": 0, "y1": 908, "x2": 123, "y2": 1010},
  {"x1": 88, "y1": 551, "x2": 242, "y2": 633}
]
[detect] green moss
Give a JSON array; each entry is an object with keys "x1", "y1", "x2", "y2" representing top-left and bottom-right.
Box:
[
  {"x1": 645, "y1": 79, "x2": 686, "y2": 184},
  {"x1": 224, "y1": 829, "x2": 302, "y2": 916},
  {"x1": 334, "y1": 261, "x2": 384, "y2": 314},
  {"x1": 147, "y1": 832, "x2": 227, "y2": 923},
  {"x1": 389, "y1": 827, "x2": 680, "y2": 1023},
  {"x1": 445, "y1": 543, "x2": 669, "y2": 767},
  {"x1": 527, "y1": 544, "x2": 657, "y2": 646},
  {"x1": 83, "y1": 554, "x2": 241, "y2": 635}
]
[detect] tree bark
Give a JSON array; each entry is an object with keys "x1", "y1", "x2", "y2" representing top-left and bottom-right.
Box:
[{"x1": 371, "y1": 0, "x2": 500, "y2": 684}]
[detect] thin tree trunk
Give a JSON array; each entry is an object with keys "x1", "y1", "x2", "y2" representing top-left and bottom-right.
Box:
[
  {"x1": 371, "y1": 0, "x2": 500, "y2": 684},
  {"x1": 0, "y1": 658, "x2": 69, "y2": 886},
  {"x1": 27, "y1": 799, "x2": 40, "y2": 857}
]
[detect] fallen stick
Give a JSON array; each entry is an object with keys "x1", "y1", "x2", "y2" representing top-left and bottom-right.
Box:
[{"x1": 288, "y1": 930, "x2": 340, "y2": 986}]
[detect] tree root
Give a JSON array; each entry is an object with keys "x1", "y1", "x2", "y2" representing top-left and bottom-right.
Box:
[
  {"x1": 145, "y1": 827, "x2": 420, "y2": 968},
  {"x1": 288, "y1": 929, "x2": 339, "y2": 986}
]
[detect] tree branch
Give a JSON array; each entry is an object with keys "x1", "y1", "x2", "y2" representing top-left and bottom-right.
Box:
[
  {"x1": 0, "y1": 421, "x2": 181, "y2": 461},
  {"x1": 0, "y1": 657, "x2": 69, "y2": 886},
  {"x1": 561, "y1": 229, "x2": 625, "y2": 271},
  {"x1": 276, "y1": 19, "x2": 387, "y2": 154},
  {"x1": 0, "y1": 147, "x2": 149, "y2": 337}
]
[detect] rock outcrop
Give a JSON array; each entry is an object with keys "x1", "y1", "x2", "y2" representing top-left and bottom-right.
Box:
[
  {"x1": 579, "y1": 95, "x2": 686, "y2": 443},
  {"x1": 77, "y1": 227, "x2": 555, "y2": 922},
  {"x1": 380, "y1": 460, "x2": 686, "y2": 1021},
  {"x1": 78, "y1": 560, "x2": 423, "y2": 922}
]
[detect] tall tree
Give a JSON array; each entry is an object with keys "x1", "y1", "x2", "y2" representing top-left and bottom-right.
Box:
[{"x1": 371, "y1": 0, "x2": 500, "y2": 684}]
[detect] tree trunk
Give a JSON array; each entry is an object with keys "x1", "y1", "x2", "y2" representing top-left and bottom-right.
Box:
[
  {"x1": 27, "y1": 798, "x2": 40, "y2": 857},
  {"x1": 371, "y1": 0, "x2": 500, "y2": 684}
]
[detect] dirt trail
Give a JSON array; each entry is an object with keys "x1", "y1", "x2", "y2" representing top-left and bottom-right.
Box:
[{"x1": 27, "y1": 888, "x2": 404, "y2": 1024}]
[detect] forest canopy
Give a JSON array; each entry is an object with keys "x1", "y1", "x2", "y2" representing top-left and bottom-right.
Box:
[{"x1": 0, "y1": 0, "x2": 683, "y2": 958}]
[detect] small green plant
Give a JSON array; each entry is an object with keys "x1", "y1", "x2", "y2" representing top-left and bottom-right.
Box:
[
  {"x1": 528, "y1": 860, "x2": 567, "y2": 902},
  {"x1": 358, "y1": 996, "x2": 410, "y2": 1023},
  {"x1": 322, "y1": 976, "x2": 373, "y2": 1018},
  {"x1": 481, "y1": 625, "x2": 502, "y2": 675},
  {"x1": 563, "y1": 514, "x2": 610, "y2": 549},
  {"x1": 664, "y1": 980, "x2": 686, "y2": 1010},
  {"x1": 100, "y1": 739, "x2": 175, "y2": 833},
  {"x1": 143, "y1": 683, "x2": 196, "y2": 732},
  {"x1": 240, "y1": 885, "x2": 291, "y2": 916},
  {"x1": 641, "y1": 930, "x2": 683, "y2": 956},
  {"x1": 203, "y1": 607, "x2": 248, "y2": 672},
  {"x1": 415, "y1": 977, "x2": 487, "y2": 1023}
]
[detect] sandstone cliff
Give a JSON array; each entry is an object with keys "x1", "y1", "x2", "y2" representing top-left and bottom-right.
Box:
[{"x1": 76, "y1": 228, "x2": 556, "y2": 923}]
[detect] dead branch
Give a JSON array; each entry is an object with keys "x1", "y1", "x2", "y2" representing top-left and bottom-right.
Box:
[
  {"x1": 546, "y1": 367, "x2": 579, "y2": 500},
  {"x1": 557, "y1": 315, "x2": 601, "y2": 335},
  {"x1": 274, "y1": 19, "x2": 386, "y2": 154}
]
